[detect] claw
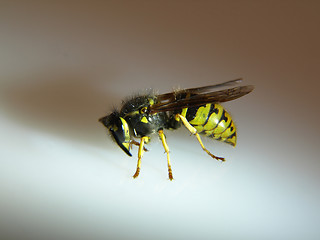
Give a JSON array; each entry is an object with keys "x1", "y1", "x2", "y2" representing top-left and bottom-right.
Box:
[{"x1": 133, "y1": 167, "x2": 140, "y2": 179}]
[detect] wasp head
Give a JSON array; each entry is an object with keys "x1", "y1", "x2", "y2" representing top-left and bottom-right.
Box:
[{"x1": 99, "y1": 112, "x2": 132, "y2": 156}]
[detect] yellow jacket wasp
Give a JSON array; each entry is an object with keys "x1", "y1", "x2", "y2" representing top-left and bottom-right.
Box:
[{"x1": 99, "y1": 78, "x2": 254, "y2": 180}]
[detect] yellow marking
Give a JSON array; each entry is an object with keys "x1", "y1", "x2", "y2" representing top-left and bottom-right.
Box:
[
  {"x1": 189, "y1": 104, "x2": 211, "y2": 126},
  {"x1": 175, "y1": 92, "x2": 190, "y2": 120},
  {"x1": 158, "y1": 130, "x2": 173, "y2": 180},
  {"x1": 133, "y1": 136, "x2": 149, "y2": 179},
  {"x1": 194, "y1": 125, "x2": 204, "y2": 132},
  {"x1": 141, "y1": 116, "x2": 148, "y2": 123},
  {"x1": 144, "y1": 136, "x2": 150, "y2": 143},
  {"x1": 203, "y1": 104, "x2": 223, "y2": 131},
  {"x1": 140, "y1": 107, "x2": 147, "y2": 114},
  {"x1": 180, "y1": 107, "x2": 188, "y2": 118},
  {"x1": 204, "y1": 130, "x2": 213, "y2": 136},
  {"x1": 226, "y1": 135, "x2": 236, "y2": 147},
  {"x1": 119, "y1": 117, "x2": 131, "y2": 141},
  {"x1": 204, "y1": 129, "x2": 221, "y2": 137},
  {"x1": 124, "y1": 110, "x2": 139, "y2": 118},
  {"x1": 201, "y1": 105, "x2": 237, "y2": 147},
  {"x1": 212, "y1": 110, "x2": 232, "y2": 134},
  {"x1": 174, "y1": 114, "x2": 180, "y2": 121},
  {"x1": 212, "y1": 133, "x2": 222, "y2": 140},
  {"x1": 148, "y1": 98, "x2": 154, "y2": 105},
  {"x1": 176, "y1": 114, "x2": 225, "y2": 162},
  {"x1": 221, "y1": 121, "x2": 236, "y2": 139},
  {"x1": 122, "y1": 142, "x2": 130, "y2": 151}
]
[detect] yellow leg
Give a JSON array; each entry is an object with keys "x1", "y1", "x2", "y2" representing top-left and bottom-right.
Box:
[
  {"x1": 176, "y1": 114, "x2": 225, "y2": 162},
  {"x1": 133, "y1": 136, "x2": 149, "y2": 179},
  {"x1": 158, "y1": 130, "x2": 174, "y2": 181}
]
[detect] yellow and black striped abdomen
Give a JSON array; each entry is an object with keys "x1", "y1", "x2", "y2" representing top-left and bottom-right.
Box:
[{"x1": 183, "y1": 103, "x2": 237, "y2": 146}]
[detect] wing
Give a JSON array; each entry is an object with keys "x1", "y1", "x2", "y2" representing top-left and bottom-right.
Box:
[
  {"x1": 149, "y1": 79, "x2": 254, "y2": 113},
  {"x1": 155, "y1": 78, "x2": 243, "y2": 102}
]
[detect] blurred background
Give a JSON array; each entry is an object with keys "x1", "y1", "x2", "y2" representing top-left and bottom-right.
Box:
[{"x1": 0, "y1": 1, "x2": 319, "y2": 239}]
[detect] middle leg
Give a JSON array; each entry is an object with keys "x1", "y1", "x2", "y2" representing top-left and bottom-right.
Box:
[
  {"x1": 158, "y1": 129, "x2": 174, "y2": 180},
  {"x1": 133, "y1": 136, "x2": 149, "y2": 179}
]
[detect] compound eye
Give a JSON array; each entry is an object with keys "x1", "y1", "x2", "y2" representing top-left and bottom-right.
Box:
[
  {"x1": 140, "y1": 107, "x2": 148, "y2": 114},
  {"x1": 109, "y1": 117, "x2": 132, "y2": 156}
]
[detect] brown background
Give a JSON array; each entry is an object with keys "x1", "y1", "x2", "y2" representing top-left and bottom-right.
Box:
[{"x1": 0, "y1": 1, "x2": 319, "y2": 240}]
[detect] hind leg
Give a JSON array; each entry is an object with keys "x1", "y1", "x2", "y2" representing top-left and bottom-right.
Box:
[{"x1": 175, "y1": 114, "x2": 225, "y2": 162}]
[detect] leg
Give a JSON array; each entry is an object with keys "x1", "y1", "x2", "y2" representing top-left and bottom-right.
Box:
[
  {"x1": 130, "y1": 139, "x2": 149, "y2": 152},
  {"x1": 175, "y1": 114, "x2": 225, "y2": 162},
  {"x1": 133, "y1": 136, "x2": 149, "y2": 179},
  {"x1": 158, "y1": 129, "x2": 174, "y2": 180}
]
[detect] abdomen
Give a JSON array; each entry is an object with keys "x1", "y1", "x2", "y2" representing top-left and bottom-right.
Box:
[{"x1": 184, "y1": 103, "x2": 237, "y2": 146}]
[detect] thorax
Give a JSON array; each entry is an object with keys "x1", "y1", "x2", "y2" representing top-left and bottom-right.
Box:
[{"x1": 120, "y1": 95, "x2": 167, "y2": 137}]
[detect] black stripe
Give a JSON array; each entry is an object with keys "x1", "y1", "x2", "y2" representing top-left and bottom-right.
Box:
[
  {"x1": 220, "y1": 110, "x2": 228, "y2": 123},
  {"x1": 186, "y1": 105, "x2": 204, "y2": 122},
  {"x1": 202, "y1": 104, "x2": 217, "y2": 126},
  {"x1": 227, "y1": 131, "x2": 236, "y2": 139},
  {"x1": 217, "y1": 110, "x2": 232, "y2": 132}
]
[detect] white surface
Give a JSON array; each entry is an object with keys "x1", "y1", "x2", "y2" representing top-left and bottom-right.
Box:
[{"x1": 0, "y1": 1, "x2": 319, "y2": 240}]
